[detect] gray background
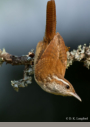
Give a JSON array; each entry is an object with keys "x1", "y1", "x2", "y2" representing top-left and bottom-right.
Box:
[{"x1": 0, "y1": 0, "x2": 90, "y2": 122}]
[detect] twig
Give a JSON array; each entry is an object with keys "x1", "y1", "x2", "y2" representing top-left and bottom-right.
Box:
[
  {"x1": 0, "y1": 48, "x2": 34, "y2": 66},
  {"x1": 67, "y1": 44, "x2": 90, "y2": 69},
  {"x1": 11, "y1": 65, "x2": 34, "y2": 92},
  {"x1": 0, "y1": 48, "x2": 34, "y2": 91}
]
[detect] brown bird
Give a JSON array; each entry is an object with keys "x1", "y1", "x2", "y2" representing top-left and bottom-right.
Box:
[{"x1": 34, "y1": 0, "x2": 82, "y2": 101}]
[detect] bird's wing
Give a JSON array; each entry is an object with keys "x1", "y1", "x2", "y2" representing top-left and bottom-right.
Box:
[
  {"x1": 35, "y1": 33, "x2": 67, "y2": 81},
  {"x1": 41, "y1": 33, "x2": 67, "y2": 67},
  {"x1": 55, "y1": 33, "x2": 67, "y2": 77},
  {"x1": 34, "y1": 34, "x2": 58, "y2": 81},
  {"x1": 58, "y1": 33, "x2": 67, "y2": 68}
]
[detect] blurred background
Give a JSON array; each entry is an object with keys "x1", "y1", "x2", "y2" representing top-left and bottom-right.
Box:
[{"x1": 0, "y1": 0, "x2": 90, "y2": 122}]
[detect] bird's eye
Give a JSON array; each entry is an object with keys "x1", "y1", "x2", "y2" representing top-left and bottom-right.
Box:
[{"x1": 66, "y1": 85, "x2": 70, "y2": 89}]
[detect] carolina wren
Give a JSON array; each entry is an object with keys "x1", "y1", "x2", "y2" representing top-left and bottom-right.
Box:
[{"x1": 34, "y1": 0, "x2": 82, "y2": 101}]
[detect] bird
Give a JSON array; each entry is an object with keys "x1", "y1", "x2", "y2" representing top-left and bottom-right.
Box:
[{"x1": 34, "y1": 0, "x2": 82, "y2": 102}]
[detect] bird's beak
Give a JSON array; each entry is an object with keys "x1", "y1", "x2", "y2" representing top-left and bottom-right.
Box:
[{"x1": 69, "y1": 92, "x2": 82, "y2": 102}]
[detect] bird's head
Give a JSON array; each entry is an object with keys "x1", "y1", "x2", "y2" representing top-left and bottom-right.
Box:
[{"x1": 43, "y1": 75, "x2": 82, "y2": 102}]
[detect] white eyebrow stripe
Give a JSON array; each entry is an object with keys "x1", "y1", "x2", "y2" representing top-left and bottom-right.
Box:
[
  {"x1": 48, "y1": 77, "x2": 52, "y2": 80},
  {"x1": 53, "y1": 75, "x2": 69, "y2": 85}
]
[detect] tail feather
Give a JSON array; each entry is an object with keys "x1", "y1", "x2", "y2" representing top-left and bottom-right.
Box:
[{"x1": 45, "y1": 0, "x2": 56, "y2": 43}]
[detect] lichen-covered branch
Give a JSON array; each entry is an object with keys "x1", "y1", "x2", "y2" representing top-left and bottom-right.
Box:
[
  {"x1": 1, "y1": 44, "x2": 90, "y2": 91},
  {"x1": 0, "y1": 48, "x2": 35, "y2": 91},
  {"x1": 0, "y1": 48, "x2": 34, "y2": 66},
  {"x1": 67, "y1": 44, "x2": 90, "y2": 69},
  {"x1": 11, "y1": 65, "x2": 34, "y2": 92}
]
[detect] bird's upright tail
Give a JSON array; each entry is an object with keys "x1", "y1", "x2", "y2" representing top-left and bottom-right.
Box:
[{"x1": 44, "y1": 0, "x2": 56, "y2": 43}]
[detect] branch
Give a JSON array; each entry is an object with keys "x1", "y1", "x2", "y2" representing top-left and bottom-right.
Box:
[
  {"x1": 1, "y1": 44, "x2": 90, "y2": 91},
  {"x1": 11, "y1": 65, "x2": 34, "y2": 92},
  {"x1": 67, "y1": 44, "x2": 90, "y2": 69},
  {"x1": 0, "y1": 48, "x2": 34, "y2": 66},
  {"x1": 0, "y1": 48, "x2": 34, "y2": 92}
]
